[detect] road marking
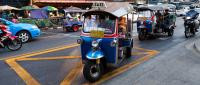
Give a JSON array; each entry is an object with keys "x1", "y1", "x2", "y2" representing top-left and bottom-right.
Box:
[
  {"x1": 5, "y1": 56, "x2": 81, "y2": 85},
  {"x1": 85, "y1": 49, "x2": 159, "y2": 85},
  {"x1": 4, "y1": 43, "x2": 79, "y2": 85},
  {"x1": 0, "y1": 44, "x2": 79, "y2": 60},
  {"x1": 60, "y1": 61, "x2": 83, "y2": 85},
  {"x1": 4, "y1": 43, "x2": 159, "y2": 85},
  {"x1": 5, "y1": 59, "x2": 40, "y2": 85},
  {"x1": 17, "y1": 56, "x2": 81, "y2": 61}
]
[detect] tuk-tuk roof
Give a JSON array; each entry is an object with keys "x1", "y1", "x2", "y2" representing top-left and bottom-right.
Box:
[{"x1": 83, "y1": 2, "x2": 134, "y2": 18}]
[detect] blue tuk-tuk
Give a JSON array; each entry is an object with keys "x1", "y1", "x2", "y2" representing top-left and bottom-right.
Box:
[
  {"x1": 62, "y1": 6, "x2": 86, "y2": 32},
  {"x1": 137, "y1": 5, "x2": 175, "y2": 40},
  {"x1": 77, "y1": 3, "x2": 134, "y2": 82}
]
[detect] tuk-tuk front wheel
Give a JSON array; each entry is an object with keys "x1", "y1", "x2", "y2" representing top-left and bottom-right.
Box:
[
  {"x1": 125, "y1": 47, "x2": 132, "y2": 58},
  {"x1": 83, "y1": 61, "x2": 103, "y2": 82}
]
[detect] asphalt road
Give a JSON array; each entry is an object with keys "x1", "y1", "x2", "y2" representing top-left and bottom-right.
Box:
[{"x1": 1, "y1": 17, "x2": 200, "y2": 85}]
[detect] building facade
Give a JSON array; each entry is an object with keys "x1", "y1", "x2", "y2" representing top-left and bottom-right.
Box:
[
  {"x1": 0, "y1": 0, "x2": 136, "y2": 8},
  {"x1": 33, "y1": 0, "x2": 136, "y2": 9},
  {"x1": 0, "y1": 0, "x2": 30, "y2": 7}
]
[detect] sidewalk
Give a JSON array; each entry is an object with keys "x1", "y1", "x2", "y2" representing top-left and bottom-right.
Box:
[{"x1": 194, "y1": 38, "x2": 200, "y2": 53}]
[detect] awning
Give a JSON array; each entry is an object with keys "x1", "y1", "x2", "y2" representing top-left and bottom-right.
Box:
[{"x1": 34, "y1": 0, "x2": 105, "y2": 3}]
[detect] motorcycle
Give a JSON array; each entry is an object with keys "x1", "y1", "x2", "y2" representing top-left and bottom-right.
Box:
[
  {"x1": 0, "y1": 25, "x2": 22, "y2": 51},
  {"x1": 184, "y1": 10, "x2": 200, "y2": 38}
]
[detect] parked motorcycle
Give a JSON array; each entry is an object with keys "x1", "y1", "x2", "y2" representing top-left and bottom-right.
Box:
[
  {"x1": 0, "y1": 25, "x2": 22, "y2": 51},
  {"x1": 184, "y1": 10, "x2": 200, "y2": 38}
]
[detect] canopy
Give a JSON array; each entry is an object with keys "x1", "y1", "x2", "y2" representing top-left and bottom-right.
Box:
[
  {"x1": 84, "y1": 2, "x2": 134, "y2": 18},
  {"x1": 0, "y1": 5, "x2": 19, "y2": 11},
  {"x1": 30, "y1": 9, "x2": 48, "y2": 19},
  {"x1": 42, "y1": 6, "x2": 58, "y2": 11},
  {"x1": 21, "y1": 5, "x2": 39, "y2": 10},
  {"x1": 64, "y1": 6, "x2": 86, "y2": 13}
]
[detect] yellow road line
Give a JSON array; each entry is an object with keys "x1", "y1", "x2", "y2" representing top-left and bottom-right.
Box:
[
  {"x1": 17, "y1": 56, "x2": 81, "y2": 61},
  {"x1": 135, "y1": 47, "x2": 156, "y2": 52},
  {"x1": 1, "y1": 44, "x2": 79, "y2": 60},
  {"x1": 60, "y1": 61, "x2": 83, "y2": 85},
  {"x1": 5, "y1": 59, "x2": 40, "y2": 85},
  {"x1": 86, "y1": 50, "x2": 159, "y2": 85},
  {"x1": 132, "y1": 52, "x2": 149, "y2": 55}
]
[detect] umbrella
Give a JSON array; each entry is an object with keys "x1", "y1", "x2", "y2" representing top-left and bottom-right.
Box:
[
  {"x1": 42, "y1": 6, "x2": 58, "y2": 11},
  {"x1": 21, "y1": 5, "x2": 39, "y2": 10},
  {"x1": 0, "y1": 5, "x2": 19, "y2": 11}
]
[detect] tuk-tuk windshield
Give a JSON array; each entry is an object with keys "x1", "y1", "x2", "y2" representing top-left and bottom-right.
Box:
[{"x1": 83, "y1": 15, "x2": 115, "y2": 34}]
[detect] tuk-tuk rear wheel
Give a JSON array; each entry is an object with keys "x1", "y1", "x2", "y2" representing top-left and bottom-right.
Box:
[
  {"x1": 125, "y1": 47, "x2": 132, "y2": 58},
  {"x1": 168, "y1": 29, "x2": 174, "y2": 36},
  {"x1": 138, "y1": 32, "x2": 146, "y2": 41},
  {"x1": 72, "y1": 25, "x2": 79, "y2": 32},
  {"x1": 83, "y1": 61, "x2": 103, "y2": 82}
]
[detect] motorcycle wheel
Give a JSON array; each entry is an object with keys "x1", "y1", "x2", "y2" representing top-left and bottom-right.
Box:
[
  {"x1": 83, "y1": 61, "x2": 103, "y2": 82},
  {"x1": 138, "y1": 31, "x2": 146, "y2": 41},
  {"x1": 185, "y1": 28, "x2": 190, "y2": 38},
  {"x1": 6, "y1": 38, "x2": 22, "y2": 51},
  {"x1": 192, "y1": 28, "x2": 196, "y2": 36}
]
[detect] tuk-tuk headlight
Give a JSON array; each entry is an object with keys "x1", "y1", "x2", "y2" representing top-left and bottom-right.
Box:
[
  {"x1": 140, "y1": 21, "x2": 143, "y2": 24},
  {"x1": 111, "y1": 39, "x2": 118, "y2": 47},
  {"x1": 92, "y1": 40, "x2": 99, "y2": 48}
]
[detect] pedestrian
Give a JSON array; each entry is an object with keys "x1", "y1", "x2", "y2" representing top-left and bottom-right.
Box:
[
  {"x1": 12, "y1": 15, "x2": 19, "y2": 23},
  {"x1": 2, "y1": 12, "x2": 7, "y2": 19}
]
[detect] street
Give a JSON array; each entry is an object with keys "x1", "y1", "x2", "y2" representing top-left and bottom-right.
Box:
[{"x1": 1, "y1": 17, "x2": 200, "y2": 85}]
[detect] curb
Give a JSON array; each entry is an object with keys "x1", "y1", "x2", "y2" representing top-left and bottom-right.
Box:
[{"x1": 193, "y1": 40, "x2": 200, "y2": 53}]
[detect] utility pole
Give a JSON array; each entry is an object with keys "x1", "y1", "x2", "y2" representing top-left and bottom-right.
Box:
[{"x1": 30, "y1": 0, "x2": 33, "y2": 5}]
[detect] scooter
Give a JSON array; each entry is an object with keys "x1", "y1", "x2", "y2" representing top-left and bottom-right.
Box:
[
  {"x1": 0, "y1": 25, "x2": 22, "y2": 51},
  {"x1": 184, "y1": 10, "x2": 199, "y2": 38}
]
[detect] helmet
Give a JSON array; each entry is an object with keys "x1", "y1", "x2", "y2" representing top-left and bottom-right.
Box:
[
  {"x1": 165, "y1": 9, "x2": 169, "y2": 11},
  {"x1": 0, "y1": 25, "x2": 7, "y2": 30}
]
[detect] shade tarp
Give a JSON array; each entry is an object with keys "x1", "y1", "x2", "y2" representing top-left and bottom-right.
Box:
[
  {"x1": 42, "y1": 6, "x2": 58, "y2": 11},
  {"x1": 64, "y1": 6, "x2": 86, "y2": 13},
  {"x1": 21, "y1": 5, "x2": 39, "y2": 10},
  {"x1": 30, "y1": 9, "x2": 48, "y2": 19},
  {"x1": 0, "y1": 5, "x2": 19, "y2": 11}
]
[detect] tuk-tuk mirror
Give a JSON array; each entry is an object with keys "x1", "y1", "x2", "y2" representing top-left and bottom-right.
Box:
[
  {"x1": 77, "y1": 39, "x2": 83, "y2": 44},
  {"x1": 125, "y1": 32, "x2": 132, "y2": 38}
]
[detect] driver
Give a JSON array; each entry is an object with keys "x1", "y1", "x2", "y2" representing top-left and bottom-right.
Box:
[
  {"x1": 118, "y1": 17, "x2": 127, "y2": 38},
  {"x1": 163, "y1": 9, "x2": 170, "y2": 29}
]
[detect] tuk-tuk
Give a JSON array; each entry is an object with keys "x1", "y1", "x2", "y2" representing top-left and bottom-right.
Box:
[
  {"x1": 137, "y1": 5, "x2": 175, "y2": 40},
  {"x1": 77, "y1": 3, "x2": 134, "y2": 82},
  {"x1": 62, "y1": 7, "x2": 86, "y2": 32}
]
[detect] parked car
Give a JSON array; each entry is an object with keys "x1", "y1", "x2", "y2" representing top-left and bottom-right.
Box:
[
  {"x1": 176, "y1": 6, "x2": 190, "y2": 16},
  {"x1": 0, "y1": 18, "x2": 41, "y2": 43},
  {"x1": 194, "y1": 8, "x2": 200, "y2": 21}
]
